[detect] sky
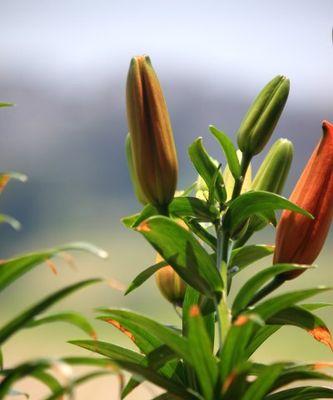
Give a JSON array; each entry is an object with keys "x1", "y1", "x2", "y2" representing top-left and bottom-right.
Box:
[{"x1": 0, "y1": 0, "x2": 332, "y2": 109}]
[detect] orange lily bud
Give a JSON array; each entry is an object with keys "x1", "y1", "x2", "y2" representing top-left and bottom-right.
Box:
[
  {"x1": 155, "y1": 253, "x2": 186, "y2": 307},
  {"x1": 126, "y1": 55, "x2": 178, "y2": 206},
  {"x1": 274, "y1": 121, "x2": 333, "y2": 278}
]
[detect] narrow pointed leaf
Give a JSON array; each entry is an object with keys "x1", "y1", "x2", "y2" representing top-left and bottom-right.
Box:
[
  {"x1": 209, "y1": 125, "x2": 241, "y2": 179},
  {"x1": 136, "y1": 216, "x2": 223, "y2": 298}
]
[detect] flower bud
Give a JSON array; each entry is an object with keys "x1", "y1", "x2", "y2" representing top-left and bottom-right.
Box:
[
  {"x1": 252, "y1": 138, "x2": 293, "y2": 193},
  {"x1": 126, "y1": 55, "x2": 178, "y2": 206},
  {"x1": 237, "y1": 76, "x2": 290, "y2": 156},
  {"x1": 274, "y1": 121, "x2": 333, "y2": 279},
  {"x1": 155, "y1": 253, "x2": 186, "y2": 306},
  {"x1": 125, "y1": 134, "x2": 148, "y2": 205}
]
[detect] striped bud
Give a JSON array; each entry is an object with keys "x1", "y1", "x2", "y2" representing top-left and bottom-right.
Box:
[
  {"x1": 126, "y1": 55, "x2": 178, "y2": 206},
  {"x1": 237, "y1": 76, "x2": 290, "y2": 156},
  {"x1": 125, "y1": 134, "x2": 148, "y2": 205},
  {"x1": 274, "y1": 121, "x2": 333, "y2": 279}
]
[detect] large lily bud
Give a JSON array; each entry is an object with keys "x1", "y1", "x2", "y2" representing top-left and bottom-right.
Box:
[
  {"x1": 274, "y1": 121, "x2": 333, "y2": 279},
  {"x1": 126, "y1": 55, "x2": 178, "y2": 206},
  {"x1": 125, "y1": 134, "x2": 148, "y2": 205},
  {"x1": 237, "y1": 76, "x2": 290, "y2": 156},
  {"x1": 155, "y1": 253, "x2": 186, "y2": 307}
]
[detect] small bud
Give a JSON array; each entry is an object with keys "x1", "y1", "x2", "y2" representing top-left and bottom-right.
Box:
[
  {"x1": 125, "y1": 134, "x2": 148, "y2": 205},
  {"x1": 237, "y1": 76, "x2": 290, "y2": 156},
  {"x1": 155, "y1": 254, "x2": 186, "y2": 307},
  {"x1": 126, "y1": 55, "x2": 178, "y2": 206},
  {"x1": 274, "y1": 121, "x2": 333, "y2": 279},
  {"x1": 252, "y1": 138, "x2": 293, "y2": 194}
]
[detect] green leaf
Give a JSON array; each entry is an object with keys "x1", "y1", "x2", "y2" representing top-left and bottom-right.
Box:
[
  {"x1": 223, "y1": 190, "x2": 313, "y2": 235},
  {"x1": 104, "y1": 360, "x2": 194, "y2": 400},
  {"x1": 229, "y1": 244, "x2": 275, "y2": 272},
  {"x1": 168, "y1": 196, "x2": 218, "y2": 222},
  {"x1": 70, "y1": 340, "x2": 145, "y2": 364},
  {"x1": 183, "y1": 218, "x2": 217, "y2": 250},
  {"x1": 209, "y1": 125, "x2": 241, "y2": 179},
  {"x1": 125, "y1": 260, "x2": 167, "y2": 295},
  {"x1": 30, "y1": 370, "x2": 62, "y2": 394},
  {"x1": 0, "y1": 278, "x2": 100, "y2": 345},
  {"x1": 0, "y1": 103, "x2": 14, "y2": 108},
  {"x1": 43, "y1": 371, "x2": 113, "y2": 400},
  {"x1": 208, "y1": 163, "x2": 222, "y2": 205},
  {"x1": 245, "y1": 325, "x2": 281, "y2": 358},
  {"x1": 136, "y1": 216, "x2": 223, "y2": 298},
  {"x1": 0, "y1": 242, "x2": 107, "y2": 292},
  {"x1": 272, "y1": 364, "x2": 333, "y2": 391},
  {"x1": 121, "y1": 213, "x2": 140, "y2": 228},
  {"x1": 0, "y1": 214, "x2": 21, "y2": 231},
  {"x1": 264, "y1": 386, "x2": 333, "y2": 400},
  {"x1": 131, "y1": 204, "x2": 159, "y2": 228},
  {"x1": 220, "y1": 314, "x2": 264, "y2": 381},
  {"x1": 242, "y1": 363, "x2": 284, "y2": 400},
  {"x1": 251, "y1": 287, "x2": 332, "y2": 321},
  {"x1": 188, "y1": 306, "x2": 218, "y2": 400},
  {"x1": 26, "y1": 311, "x2": 96, "y2": 338},
  {"x1": 232, "y1": 264, "x2": 312, "y2": 315},
  {"x1": 97, "y1": 309, "x2": 192, "y2": 365},
  {"x1": 188, "y1": 137, "x2": 226, "y2": 203}
]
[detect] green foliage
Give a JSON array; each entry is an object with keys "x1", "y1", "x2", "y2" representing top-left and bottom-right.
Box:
[{"x1": 2, "y1": 71, "x2": 333, "y2": 399}]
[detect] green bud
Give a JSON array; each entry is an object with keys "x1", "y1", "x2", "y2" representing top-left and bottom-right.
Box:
[
  {"x1": 237, "y1": 76, "x2": 290, "y2": 156},
  {"x1": 125, "y1": 134, "x2": 148, "y2": 205},
  {"x1": 252, "y1": 138, "x2": 294, "y2": 194},
  {"x1": 126, "y1": 55, "x2": 178, "y2": 206}
]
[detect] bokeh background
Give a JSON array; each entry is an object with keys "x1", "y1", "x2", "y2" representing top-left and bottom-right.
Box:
[{"x1": 0, "y1": 0, "x2": 332, "y2": 398}]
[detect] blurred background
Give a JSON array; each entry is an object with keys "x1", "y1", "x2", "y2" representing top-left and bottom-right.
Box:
[{"x1": 0, "y1": 0, "x2": 332, "y2": 398}]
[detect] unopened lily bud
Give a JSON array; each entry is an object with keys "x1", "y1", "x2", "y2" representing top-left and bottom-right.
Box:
[
  {"x1": 126, "y1": 55, "x2": 178, "y2": 206},
  {"x1": 274, "y1": 121, "x2": 333, "y2": 279},
  {"x1": 155, "y1": 253, "x2": 186, "y2": 307},
  {"x1": 252, "y1": 138, "x2": 293, "y2": 193},
  {"x1": 237, "y1": 76, "x2": 290, "y2": 156},
  {"x1": 125, "y1": 134, "x2": 148, "y2": 205}
]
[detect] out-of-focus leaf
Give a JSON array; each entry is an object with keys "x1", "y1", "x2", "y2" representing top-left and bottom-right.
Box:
[
  {"x1": 229, "y1": 244, "x2": 274, "y2": 272},
  {"x1": 121, "y1": 213, "x2": 140, "y2": 228},
  {"x1": 125, "y1": 260, "x2": 167, "y2": 295},
  {"x1": 97, "y1": 309, "x2": 192, "y2": 365},
  {"x1": 0, "y1": 279, "x2": 100, "y2": 345},
  {"x1": 188, "y1": 137, "x2": 226, "y2": 203},
  {"x1": 242, "y1": 363, "x2": 284, "y2": 400},
  {"x1": 136, "y1": 216, "x2": 223, "y2": 299},
  {"x1": 0, "y1": 214, "x2": 21, "y2": 231},
  {"x1": 223, "y1": 191, "x2": 313, "y2": 235},
  {"x1": 169, "y1": 197, "x2": 218, "y2": 222},
  {"x1": 251, "y1": 287, "x2": 332, "y2": 321},
  {"x1": 219, "y1": 314, "x2": 264, "y2": 381},
  {"x1": 232, "y1": 264, "x2": 312, "y2": 315},
  {"x1": 209, "y1": 125, "x2": 241, "y2": 179},
  {"x1": 0, "y1": 103, "x2": 14, "y2": 108},
  {"x1": 272, "y1": 364, "x2": 333, "y2": 391},
  {"x1": 0, "y1": 242, "x2": 107, "y2": 292},
  {"x1": 43, "y1": 371, "x2": 115, "y2": 400},
  {"x1": 264, "y1": 386, "x2": 333, "y2": 400},
  {"x1": 188, "y1": 306, "x2": 218, "y2": 400},
  {"x1": 26, "y1": 311, "x2": 96, "y2": 338}
]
